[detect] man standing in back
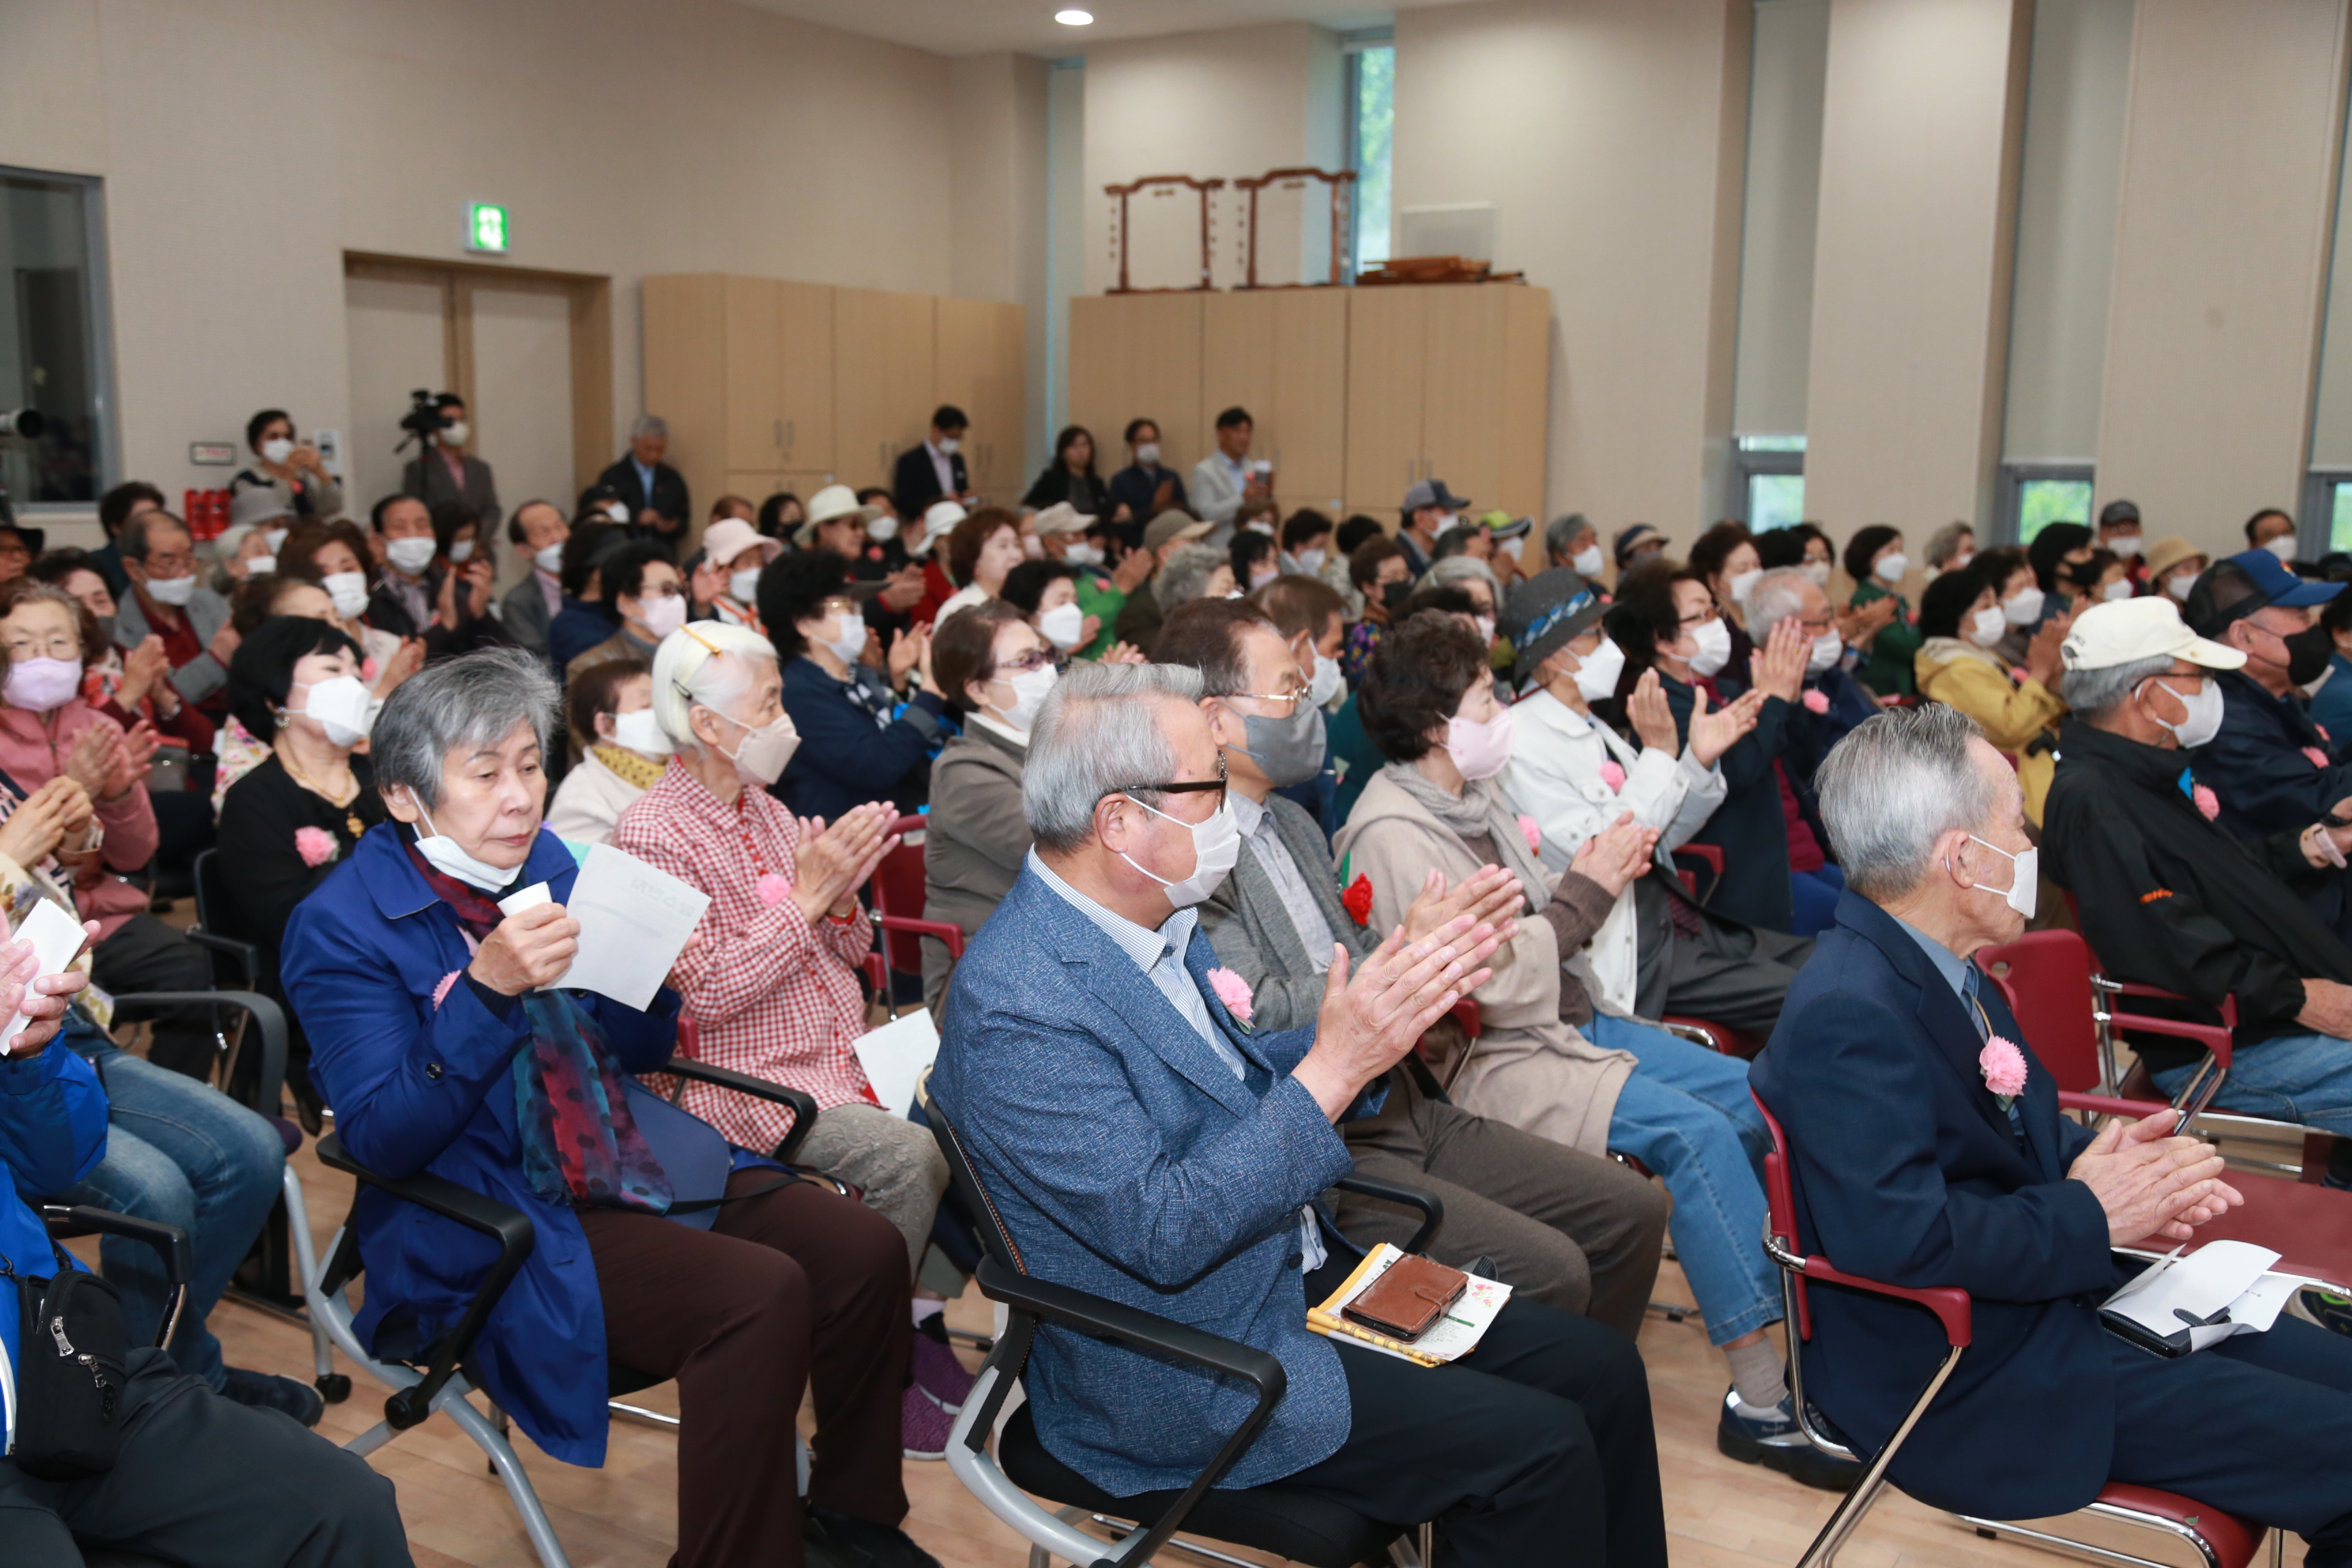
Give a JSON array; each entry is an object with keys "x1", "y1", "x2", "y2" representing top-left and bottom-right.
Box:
[
  {"x1": 1189, "y1": 406, "x2": 1267, "y2": 538},
  {"x1": 595, "y1": 414, "x2": 690, "y2": 552},
  {"x1": 893, "y1": 406, "x2": 973, "y2": 521}
]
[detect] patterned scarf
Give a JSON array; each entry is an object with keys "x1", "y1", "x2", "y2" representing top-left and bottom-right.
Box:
[
  {"x1": 591, "y1": 742, "x2": 668, "y2": 791},
  {"x1": 1377, "y1": 762, "x2": 1553, "y2": 915},
  {"x1": 404, "y1": 840, "x2": 674, "y2": 1215}
]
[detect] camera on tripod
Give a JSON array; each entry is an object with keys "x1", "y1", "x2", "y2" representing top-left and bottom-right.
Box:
[
  {"x1": 0, "y1": 410, "x2": 44, "y2": 440},
  {"x1": 397, "y1": 389, "x2": 447, "y2": 449}
]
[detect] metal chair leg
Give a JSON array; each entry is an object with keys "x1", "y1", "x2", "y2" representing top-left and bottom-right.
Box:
[{"x1": 1794, "y1": 1343, "x2": 1965, "y2": 1568}]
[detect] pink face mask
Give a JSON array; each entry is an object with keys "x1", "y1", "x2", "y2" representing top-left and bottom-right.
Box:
[{"x1": 1444, "y1": 706, "x2": 1516, "y2": 782}]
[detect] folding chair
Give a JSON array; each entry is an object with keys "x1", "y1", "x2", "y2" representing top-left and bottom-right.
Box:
[
  {"x1": 1751, "y1": 1091, "x2": 2278, "y2": 1568},
  {"x1": 299, "y1": 1055, "x2": 818, "y2": 1568},
  {"x1": 862, "y1": 813, "x2": 966, "y2": 1018},
  {"x1": 927, "y1": 1096, "x2": 1441, "y2": 1568}
]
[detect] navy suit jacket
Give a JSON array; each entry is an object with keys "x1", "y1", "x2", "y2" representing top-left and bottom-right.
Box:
[
  {"x1": 2196, "y1": 669, "x2": 2352, "y2": 943},
  {"x1": 1749, "y1": 892, "x2": 2120, "y2": 1520},
  {"x1": 931, "y1": 866, "x2": 1369, "y2": 1497}
]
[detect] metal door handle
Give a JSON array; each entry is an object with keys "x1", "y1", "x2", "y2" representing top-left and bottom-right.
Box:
[{"x1": 774, "y1": 419, "x2": 783, "y2": 447}]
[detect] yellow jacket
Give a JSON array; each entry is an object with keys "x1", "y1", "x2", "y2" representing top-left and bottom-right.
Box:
[{"x1": 1915, "y1": 638, "x2": 2067, "y2": 825}]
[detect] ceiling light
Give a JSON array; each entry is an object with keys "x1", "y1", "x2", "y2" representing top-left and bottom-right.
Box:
[{"x1": 1056, "y1": 8, "x2": 1094, "y2": 23}]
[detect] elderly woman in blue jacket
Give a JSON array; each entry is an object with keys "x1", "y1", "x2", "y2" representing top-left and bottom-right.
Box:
[{"x1": 280, "y1": 648, "x2": 930, "y2": 1568}]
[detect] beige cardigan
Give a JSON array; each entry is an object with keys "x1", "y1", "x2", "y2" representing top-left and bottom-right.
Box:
[{"x1": 1331, "y1": 770, "x2": 1633, "y2": 1158}]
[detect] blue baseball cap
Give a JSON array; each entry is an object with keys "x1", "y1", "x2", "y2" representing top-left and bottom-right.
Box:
[{"x1": 2223, "y1": 548, "x2": 2342, "y2": 608}]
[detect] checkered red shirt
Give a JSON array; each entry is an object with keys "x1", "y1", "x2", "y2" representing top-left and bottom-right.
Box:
[{"x1": 610, "y1": 760, "x2": 876, "y2": 1153}]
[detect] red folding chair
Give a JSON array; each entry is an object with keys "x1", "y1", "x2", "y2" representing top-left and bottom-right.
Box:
[
  {"x1": 863, "y1": 813, "x2": 968, "y2": 1015},
  {"x1": 1752, "y1": 1091, "x2": 2277, "y2": 1568},
  {"x1": 1672, "y1": 841, "x2": 1725, "y2": 900},
  {"x1": 1979, "y1": 930, "x2": 2352, "y2": 1283}
]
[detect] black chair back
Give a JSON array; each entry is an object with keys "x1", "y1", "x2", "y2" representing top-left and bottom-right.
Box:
[
  {"x1": 189, "y1": 848, "x2": 261, "y2": 992},
  {"x1": 926, "y1": 1098, "x2": 1028, "y2": 1276}
]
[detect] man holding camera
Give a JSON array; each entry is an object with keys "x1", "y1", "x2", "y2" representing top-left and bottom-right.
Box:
[{"x1": 399, "y1": 392, "x2": 501, "y2": 534}]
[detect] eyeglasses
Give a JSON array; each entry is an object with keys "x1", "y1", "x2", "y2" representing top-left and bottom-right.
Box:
[
  {"x1": 1100, "y1": 755, "x2": 1228, "y2": 814},
  {"x1": 142, "y1": 553, "x2": 196, "y2": 575},
  {"x1": 1221, "y1": 686, "x2": 1311, "y2": 716},
  {"x1": 1, "y1": 634, "x2": 78, "y2": 661},
  {"x1": 995, "y1": 651, "x2": 1054, "y2": 674}
]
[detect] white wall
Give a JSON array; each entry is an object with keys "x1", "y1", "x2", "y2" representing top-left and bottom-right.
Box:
[
  {"x1": 1732, "y1": 0, "x2": 1829, "y2": 440},
  {"x1": 949, "y1": 52, "x2": 1054, "y2": 478},
  {"x1": 0, "y1": 0, "x2": 963, "y2": 519}
]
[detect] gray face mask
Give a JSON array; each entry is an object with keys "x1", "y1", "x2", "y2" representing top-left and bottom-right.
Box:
[{"x1": 1228, "y1": 700, "x2": 1326, "y2": 788}]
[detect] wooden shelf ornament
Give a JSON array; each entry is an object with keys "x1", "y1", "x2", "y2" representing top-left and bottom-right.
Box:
[
  {"x1": 1105, "y1": 175, "x2": 1226, "y2": 294},
  {"x1": 1232, "y1": 167, "x2": 1358, "y2": 290}
]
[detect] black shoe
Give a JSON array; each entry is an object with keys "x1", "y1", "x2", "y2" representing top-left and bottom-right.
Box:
[
  {"x1": 219, "y1": 1367, "x2": 325, "y2": 1427},
  {"x1": 803, "y1": 1509, "x2": 873, "y2": 1568},
  {"x1": 1716, "y1": 1388, "x2": 1862, "y2": 1492},
  {"x1": 805, "y1": 1505, "x2": 943, "y2": 1568}
]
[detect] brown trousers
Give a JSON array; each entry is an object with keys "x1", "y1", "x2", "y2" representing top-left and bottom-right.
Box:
[{"x1": 581, "y1": 1170, "x2": 911, "y2": 1568}]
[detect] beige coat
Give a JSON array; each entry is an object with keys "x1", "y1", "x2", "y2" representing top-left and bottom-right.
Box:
[{"x1": 1332, "y1": 770, "x2": 1633, "y2": 1158}]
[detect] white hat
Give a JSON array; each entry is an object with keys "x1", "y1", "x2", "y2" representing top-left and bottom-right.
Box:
[
  {"x1": 701, "y1": 517, "x2": 782, "y2": 571},
  {"x1": 806, "y1": 484, "x2": 862, "y2": 527},
  {"x1": 922, "y1": 500, "x2": 968, "y2": 538},
  {"x1": 2060, "y1": 596, "x2": 2245, "y2": 673},
  {"x1": 1030, "y1": 502, "x2": 1095, "y2": 537}
]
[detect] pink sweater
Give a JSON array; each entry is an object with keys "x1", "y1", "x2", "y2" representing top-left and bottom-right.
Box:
[{"x1": 0, "y1": 702, "x2": 161, "y2": 938}]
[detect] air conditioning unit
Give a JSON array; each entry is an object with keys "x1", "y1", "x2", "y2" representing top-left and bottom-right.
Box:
[{"x1": 1396, "y1": 203, "x2": 1498, "y2": 266}]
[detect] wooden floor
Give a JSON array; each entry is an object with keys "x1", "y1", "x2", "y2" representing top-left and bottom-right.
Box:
[{"x1": 201, "y1": 1138, "x2": 2297, "y2": 1568}]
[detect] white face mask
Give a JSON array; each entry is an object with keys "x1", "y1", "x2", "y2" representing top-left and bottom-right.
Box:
[
  {"x1": 1308, "y1": 651, "x2": 1345, "y2": 709},
  {"x1": 448, "y1": 538, "x2": 474, "y2": 564},
  {"x1": 2002, "y1": 585, "x2": 2045, "y2": 626},
  {"x1": 866, "y1": 512, "x2": 900, "y2": 542},
  {"x1": 144, "y1": 572, "x2": 197, "y2": 608},
  {"x1": 1037, "y1": 600, "x2": 1086, "y2": 651},
  {"x1": 260, "y1": 436, "x2": 295, "y2": 466},
  {"x1": 323, "y1": 571, "x2": 370, "y2": 621},
  {"x1": 2102, "y1": 578, "x2": 2134, "y2": 602},
  {"x1": 1806, "y1": 630, "x2": 1844, "y2": 674},
  {"x1": 706, "y1": 708, "x2": 801, "y2": 785},
  {"x1": 1063, "y1": 541, "x2": 1103, "y2": 567},
  {"x1": 246, "y1": 554, "x2": 278, "y2": 576},
  {"x1": 1245, "y1": 520, "x2": 1275, "y2": 537},
  {"x1": 1134, "y1": 442, "x2": 1161, "y2": 466},
  {"x1": 535, "y1": 542, "x2": 565, "y2": 576},
  {"x1": 605, "y1": 500, "x2": 631, "y2": 524},
  {"x1": 1473, "y1": 614, "x2": 1497, "y2": 647},
  {"x1": 1873, "y1": 551, "x2": 1910, "y2": 584},
  {"x1": 1966, "y1": 604, "x2": 2008, "y2": 647},
  {"x1": 1688, "y1": 617, "x2": 1733, "y2": 678},
  {"x1": 2165, "y1": 570, "x2": 2198, "y2": 603},
  {"x1": 439, "y1": 420, "x2": 470, "y2": 448},
  {"x1": 1800, "y1": 561, "x2": 1832, "y2": 588},
  {"x1": 1950, "y1": 552, "x2": 1975, "y2": 572},
  {"x1": 410, "y1": 798, "x2": 525, "y2": 893},
  {"x1": 729, "y1": 566, "x2": 764, "y2": 606},
  {"x1": 636, "y1": 593, "x2": 687, "y2": 641},
  {"x1": 2267, "y1": 534, "x2": 2298, "y2": 561},
  {"x1": 294, "y1": 675, "x2": 378, "y2": 748},
  {"x1": 2142, "y1": 674, "x2": 2223, "y2": 749},
  {"x1": 608, "y1": 705, "x2": 673, "y2": 757},
  {"x1": 385, "y1": 536, "x2": 438, "y2": 576},
  {"x1": 1569, "y1": 636, "x2": 1626, "y2": 703},
  {"x1": 1964, "y1": 834, "x2": 2038, "y2": 919},
  {"x1": 1571, "y1": 544, "x2": 1605, "y2": 578},
  {"x1": 993, "y1": 662, "x2": 1058, "y2": 734},
  {"x1": 1429, "y1": 512, "x2": 1458, "y2": 538},
  {"x1": 1295, "y1": 547, "x2": 1326, "y2": 574},
  {"x1": 2108, "y1": 533, "x2": 2141, "y2": 559},
  {"x1": 1121, "y1": 796, "x2": 1241, "y2": 907},
  {"x1": 938, "y1": 436, "x2": 962, "y2": 456},
  {"x1": 263, "y1": 527, "x2": 290, "y2": 555},
  {"x1": 1727, "y1": 567, "x2": 1764, "y2": 607},
  {"x1": 820, "y1": 612, "x2": 867, "y2": 666}
]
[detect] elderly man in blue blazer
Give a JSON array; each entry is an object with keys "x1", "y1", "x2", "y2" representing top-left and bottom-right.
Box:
[
  {"x1": 1752, "y1": 703, "x2": 2352, "y2": 1562},
  {"x1": 932, "y1": 660, "x2": 1667, "y2": 1568}
]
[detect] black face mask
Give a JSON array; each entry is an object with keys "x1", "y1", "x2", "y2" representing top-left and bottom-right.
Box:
[
  {"x1": 1380, "y1": 581, "x2": 1412, "y2": 612},
  {"x1": 2282, "y1": 622, "x2": 2334, "y2": 687}
]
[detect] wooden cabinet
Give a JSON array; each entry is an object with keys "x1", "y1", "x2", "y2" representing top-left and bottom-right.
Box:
[
  {"x1": 1341, "y1": 287, "x2": 1433, "y2": 514},
  {"x1": 835, "y1": 288, "x2": 938, "y2": 497},
  {"x1": 1201, "y1": 291, "x2": 1350, "y2": 510},
  {"x1": 935, "y1": 297, "x2": 1027, "y2": 503},
  {"x1": 1069, "y1": 293, "x2": 1204, "y2": 482},
  {"x1": 1341, "y1": 282, "x2": 1552, "y2": 524}
]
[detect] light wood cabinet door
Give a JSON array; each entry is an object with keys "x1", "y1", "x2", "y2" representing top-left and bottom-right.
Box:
[
  {"x1": 1495, "y1": 285, "x2": 1552, "y2": 522},
  {"x1": 1343, "y1": 286, "x2": 1430, "y2": 510},
  {"x1": 1202, "y1": 291, "x2": 1350, "y2": 512},
  {"x1": 1421, "y1": 284, "x2": 1510, "y2": 514},
  {"x1": 835, "y1": 288, "x2": 938, "y2": 493},
  {"x1": 723, "y1": 277, "x2": 783, "y2": 472},
  {"x1": 1070, "y1": 293, "x2": 1204, "y2": 480},
  {"x1": 774, "y1": 280, "x2": 835, "y2": 473},
  {"x1": 936, "y1": 297, "x2": 1026, "y2": 506},
  {"x1": 642, "y1": 274, "x2": 729, "y2": 540}
]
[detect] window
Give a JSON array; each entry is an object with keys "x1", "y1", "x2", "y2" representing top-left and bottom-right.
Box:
[
  {"x1": 2301, "y1": 470, "x2": 2352, "y2": 553},
  {"x1": 2002, "y1": 463, "x2": 2093, "y2": 544},
  {"x1": 0, "y1": 167, "x2": 112, "y2": 511},
  {"x1": 1729, "y1": 436, "x2": 1805, "y2": 531},
  {"x1": 1345, "y1": 36, "x2": 1394, "y2": 278}
]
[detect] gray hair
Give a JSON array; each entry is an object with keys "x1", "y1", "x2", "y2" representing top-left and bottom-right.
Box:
[
  {"x1": 2059, "y1": 651, "x2": 2172, "y2": 721},
  {"x1": 630, "y1": 413, "x2": 669, "y2": 442},
  {"x1": 1744, "y1": 567, "x2": 1813, "y2": 634},
  {"x1": 372, "y1": 647, "x2": 561, "y2": 811},
  {"x1": 1816, "y1": 704, "x2": 1997, "y2": 901},
  {"x1": 1925, "y1": 520, "x2": 1975, "y2": 569},
  {"x1": 1155, "y1": 542, "x2": 1228, "y2": 608},
  {"x1": 1546, "y1": 512, "x2": 1592, "y2": 564},
  {"x1": 119, "y1": 511, "x2": 189, "y2": 562},
  {"x1": 1025, "y1": 661, "x2": 1206, "y2": 852},
  {"x1": 1425, "y1": 553, "x2": 1502, "y2": 606}
]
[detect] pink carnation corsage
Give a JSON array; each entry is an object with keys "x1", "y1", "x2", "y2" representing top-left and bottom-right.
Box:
[
  {"x1": 2306, "y1": 746, "x2": 2331, "y2": 769},
  {"x1": 1979, "y1": 1034, "x2": 2029, "y2": 1108},
  {"x1": 293, "y1": 826, "x2": 338, "y2": 868},
  {"x1": 1206, "y1": 966, "x2": 1254, "y2": 1029},
  {"x1": 1518, "y1": 813, "x2": 1546, "y2": 853},
  {"x1": 1596, "y1": 762, "x2": 1626, "y2": 793},
  {"x1": 755, "y1": 872, "x2": 791, "y2": 906},
  {"x1": 1802, "y1": 689, "x2": 1831, "y2": 715},
  {"x1": 2191, "y1": 783, "x2": 2220, "y2": 822}
]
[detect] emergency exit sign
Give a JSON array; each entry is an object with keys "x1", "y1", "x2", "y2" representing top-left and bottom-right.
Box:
[{"x1": 466, "y1": 203, "x2": 509, "y2": 255}]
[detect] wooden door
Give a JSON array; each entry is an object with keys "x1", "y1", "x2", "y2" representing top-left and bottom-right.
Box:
[
  {"x1": 641, "y1": 274, "x2": 730, "y2": 538},
  {"x1": 1420, "y1": 284, "x2": 1511, "y2": 516},
  {"x1": 935, "y1": 297, "x2": 1026, "y2": 505},
  {"x1": 774, "y1": 280, "x2": 835, "y2": 473},
  {"x1": 835, "y1": 288, "x2": 937, "y2": 493},
  {"x1": 1494, "y1": 285, "x2": 1552, "y2": 521},
  {"x1": 1069, "y1": 293, "x2": 1204, "y2": 481},
  {"x1": 723, "y1": 276, "x2": 783, "y2": 472},
  {"x1": 1267, "y1": 289, "x2": 1350, "y2": 510},
  {"x1": 1343, "y1": 286, "x2": 1430, "y2": 516}
]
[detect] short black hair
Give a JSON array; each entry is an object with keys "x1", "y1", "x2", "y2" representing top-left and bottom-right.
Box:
[
  {"x1": 370, "y1": 491, "x2": 430, "y2": 533},
  {"x1": 1917, "y1": 565, "x2": 1991, "y2": 640},
  {"x1": 1971, "y1": 544, "x2": 2030, "y2": 597},
  {"x1": 1124, "y1": 417, "x2": 1158, "y2": 446},
  {"x1": 1358, "y1": 615, "x2": 1490, "y2": 764},
  {"x1": 431, "y1": 499, "x2": 480, "y2": 559},
  {"x1": 932, "y1": 404, "x2": 968, "y2": 432},
  {"x1": 245, "y1": 408, "x2": 291, "y2": 452},
  {"x1": 561, "y1": 522, "x2": 625, "y2": 599},
  {"x1": 1336, "y1": 514, "x2": 1385, "y2": 555},
  {"x1": 227, "y1": 615, "x2": 365, "y2": 745},
  {"x1": 756, "y1": 492, "x2": 802, "y2": 540},
  {"x1": 1000, "y1": 558, "x2": 1075, "y2": 616},
  {"x1": 1153, "y1": 598, "x2": 1277, "y2": 697},
  {"x1": 1281, "y1": 508, "x2": 1334, "y2": 554},
  {"x1": 99, "y1": 482, "x2": 165, "y2": 536},
  {"x1": 757, "y1": 548, "x2": 855, "y2": 657},
  {"x1": 1230, "y1": 530, "x2": 1276, "y2": 578},
  {"x1": 1689, "y1": 521, "x2": 1754, "y2": 585},
  {"x1": 856, "y1": 486, "x2": 892, "y2": 508},
  {"x1": 1349, "y1": 535, "x2": 1405, "y2": 590},
  {"x1": 2244, "y1": 507, "x2": 2293, "y2": 545},
  {"x1": 435, "y1": 391, "x2": 466, "y2": 412},
  {"x1": 1215, "y1": 406, "x2": 1253, "y2": 431},
  {"x1": 1405, "y1": 583, "x2": 1477, "y2": 621},
  {"x1": 505, "y1": 497, "x2": 562, "y2": 547},
  {"x1": 1842, "y1": 525, "x2": 1900, "y2": 585},
  {"x1": 1606, "y1": 558, "x2": 1690, "y2": 673},
  {"x1": 598, "y1": 541, "x2": 674, "y2": 608}
]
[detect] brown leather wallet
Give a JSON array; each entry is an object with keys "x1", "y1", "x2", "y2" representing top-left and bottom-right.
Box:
[{"x1": 1342, "y1": 1254, "x2": 1469, "y2": 1341}]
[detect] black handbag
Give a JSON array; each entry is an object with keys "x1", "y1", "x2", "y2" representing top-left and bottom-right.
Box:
[{"x1": 4, "y1": 1240, "x2": 131, "y2": 1478}]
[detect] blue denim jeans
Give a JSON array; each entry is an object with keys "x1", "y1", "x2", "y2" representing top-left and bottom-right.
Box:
[
  {"x1": 2152, "y1": 1029, "x2": 2352, "y2": 1139},
  {"x1": 56, "y1": 1028, "x2": 285, "y2": 1390},
  {"x1": 1588, "y1": 1013, "x2": 1780, "y2": 1347}
]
